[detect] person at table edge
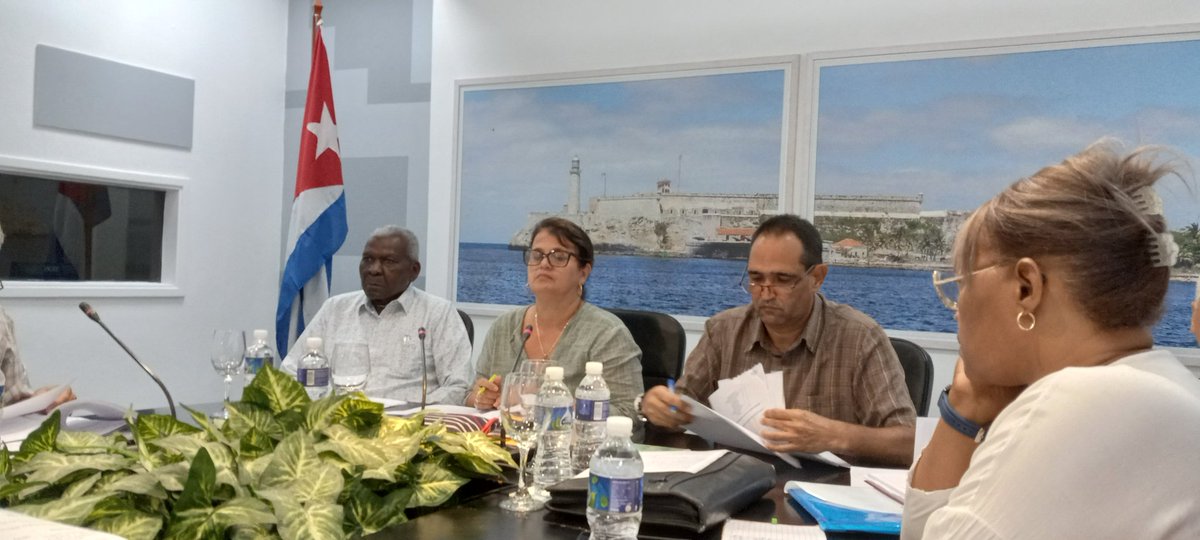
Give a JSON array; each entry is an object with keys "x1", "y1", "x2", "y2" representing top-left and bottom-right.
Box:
[
  {"x1": 282, "y1": 225, "x2": 472, "y2": 405},
  {"x1": 641, "y1": 214, "x2": 917, "y2": 466}
]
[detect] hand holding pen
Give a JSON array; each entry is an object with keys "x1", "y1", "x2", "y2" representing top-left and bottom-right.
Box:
[
  {"x1": 641, "y1": 379, "x2": 694, "y2": 430},
  {"x1": 470, "y1": 374, "x2": 502, "y2": 409}
]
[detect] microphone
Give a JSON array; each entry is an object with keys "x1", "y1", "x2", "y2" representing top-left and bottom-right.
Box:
[
  {"x1": 509, "y1": 325, "x2": 535, "y2": 373},
  {"x1": 418, "y1": 327, "x2": 428, "y2": 410},
  {"x1": 78, "y1": 302, "x2": 177, "y2": 418}
]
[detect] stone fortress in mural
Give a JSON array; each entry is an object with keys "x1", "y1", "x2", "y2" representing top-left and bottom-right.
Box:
[{"x1": 509, "y1": 156, "x2": 969, "y2": 267}]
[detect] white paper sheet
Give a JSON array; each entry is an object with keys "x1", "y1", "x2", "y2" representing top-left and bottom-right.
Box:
[
  {"x1": 721, "y1": 518, "x2": 827, "y2": 540},
  {"x1": 850, "y1": 466, "x2": 908, "y2": 504},
  {"x1": 0, "y1": 509, "x2": 123, "y2": 539},
  {"x1": 574, "y1": 449, "x2": 729, "y2": 478},
  {"x1": 0, "y1": 384, "x2": 69, "y2": 420},
  {"x1": 785, "y1": 481, "x2": 903, "y2": 514},
  {"x1": 680, "y1": 395, "x2": 848, "y2": 468}
]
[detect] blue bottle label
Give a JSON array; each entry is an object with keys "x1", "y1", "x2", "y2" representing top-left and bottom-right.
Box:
[
  {"x1": 588, "y1": 474, "x2": 643, "y2": 513},
  {"x1": 544, "y1": 406, "x2": 573, "y2": 430},
  {"x1": 575, "y1": 398, "x2": 609, "y2": 422},
  {"x1": 298, "y1": 367, "x2": 329, "y2": 387},
  {"x1": 244, "y1": 356, "x2": 266, "y2": 374}
]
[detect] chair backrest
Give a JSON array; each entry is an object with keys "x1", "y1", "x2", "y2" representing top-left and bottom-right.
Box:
[
  {"x1": 889, "y1": 337, "x2": 934, "y2": 416},
  {"x1": 457, "y1": 309, "x2": 474, "y2": 347},
  {"x1": 605, "y1": 308, "x2": 686, "y2": 391}
]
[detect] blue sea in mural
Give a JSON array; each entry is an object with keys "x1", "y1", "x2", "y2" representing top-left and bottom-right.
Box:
[{"x1": 458, "y1": 243, "x2": 1198, "y2": 348}]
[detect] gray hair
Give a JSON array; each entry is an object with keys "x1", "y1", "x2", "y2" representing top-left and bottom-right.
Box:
[{"x1": 369, "y1": 225, "x2": 420, "y2": 262}]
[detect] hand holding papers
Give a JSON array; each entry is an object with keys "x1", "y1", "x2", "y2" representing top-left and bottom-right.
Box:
[{"x1": 680, "y1": 365, "x2": 849, "y2": 468}]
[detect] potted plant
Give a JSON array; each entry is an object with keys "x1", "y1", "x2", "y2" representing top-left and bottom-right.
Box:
[{"x1": 0, "y1": 365, "x2": 514, "y2": 539}]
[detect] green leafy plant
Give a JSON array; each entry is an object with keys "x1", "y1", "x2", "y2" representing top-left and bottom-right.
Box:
[{"x1": 0, "y1": 365, "x2": 514, "y2": 539}]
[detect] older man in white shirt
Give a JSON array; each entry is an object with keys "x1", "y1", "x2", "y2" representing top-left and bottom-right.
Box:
[{"x1": 282, "y1": 225, "x2": 472, "y2": 404}]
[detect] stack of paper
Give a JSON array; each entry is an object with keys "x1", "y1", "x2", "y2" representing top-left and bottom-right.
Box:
[
  {"x1": 680, "y1": 364, "x2": 849, "y2": 468},
  {"x1": 850, "y1": 466, "x2": 908, "y2": 504},
  {"x1": 784, "y1": 480, "x2": 902, "y2": 534}
]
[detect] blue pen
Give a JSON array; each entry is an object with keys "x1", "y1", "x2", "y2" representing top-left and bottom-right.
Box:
[{"x1": 667, "y1": 378, "x2": 677, "y2": 412}]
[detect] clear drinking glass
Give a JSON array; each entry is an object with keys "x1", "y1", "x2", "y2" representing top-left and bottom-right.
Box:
[
  {"x1": 210, "y1": 329, "x2": 245, "y2": 419},
  {"x1": 332, "y1": 342, "x2": 370, "y2": 395},
  {"x1": 498, "y1": 370, "x2": 547, "y2": 513}
]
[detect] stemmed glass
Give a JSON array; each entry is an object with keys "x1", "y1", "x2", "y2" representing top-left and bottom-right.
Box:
[
  {"x1": 332, "y1": 343, "x2": 370, "y2": 395},
  {"x1": 498, "y1": 370, "x2": 547, "y2": 512},
  {"x1": 210, "y1": 329, "x2": 244, "y2": 419}
]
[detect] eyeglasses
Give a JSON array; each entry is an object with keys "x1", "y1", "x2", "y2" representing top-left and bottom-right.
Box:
[
  {"x1": 523, "y1": 249, "x2": 578, "y2": 267},
  {"x1": 741, "y1": 265, "x2": 817, "y2": 295},
  {"x1": 931, "y1": 263, "x2": 1007, "y2": 310}
]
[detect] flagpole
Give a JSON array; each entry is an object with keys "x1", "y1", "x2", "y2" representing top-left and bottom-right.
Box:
[{"x1": 313, "y1": 0, "x2": 323, "y2": 39}]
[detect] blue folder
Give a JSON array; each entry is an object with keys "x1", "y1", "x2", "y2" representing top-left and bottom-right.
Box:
[{"x1": 786, "y1": 485, "x2": 902, "y2": 535}]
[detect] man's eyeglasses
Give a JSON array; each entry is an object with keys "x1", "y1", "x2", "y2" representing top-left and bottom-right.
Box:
[
  {"x1": 523, "y1": 249, "x2": 578, "y2": 267},
  {"x1": 931, "y1": 263, "x2": 1007, "y2": 310},
  {"x1": 741, "y1": 265, "x2": 817, "y2": 295}
]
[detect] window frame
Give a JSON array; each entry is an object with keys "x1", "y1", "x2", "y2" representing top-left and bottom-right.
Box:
[{"x1": 0, "y1": 154, "x2": 183, "y2": 298}]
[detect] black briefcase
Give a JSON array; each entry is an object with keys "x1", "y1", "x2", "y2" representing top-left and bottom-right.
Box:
[{"x1": 545, "y1": 451, "x2": 776, "y2": 533}]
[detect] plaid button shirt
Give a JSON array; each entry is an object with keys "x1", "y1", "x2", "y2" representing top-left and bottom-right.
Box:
[{"x1": 678, "y1": 293, "x2": 916, "y2": 428}]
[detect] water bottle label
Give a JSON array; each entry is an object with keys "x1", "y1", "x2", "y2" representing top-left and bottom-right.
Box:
[
  {"x1": 244, "y1": 356, "x2": 266, "y2": 374},
  {"x1": 298, "y1": 367, "x2": 329, "y2": 387},
  {"x1": 588, "y1": 474, "x2": 642, "y2": 513},
  {"x1": 575, "y1": 398, "x2": 609, "y2": 421},
  {"x1": 544, "y1": 406, "x2": 573, "y2": 430}
]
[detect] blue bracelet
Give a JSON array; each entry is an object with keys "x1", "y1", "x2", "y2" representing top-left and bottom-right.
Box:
[{"x1": 937, "y1": 386, "x2": 988, "y2": 443}]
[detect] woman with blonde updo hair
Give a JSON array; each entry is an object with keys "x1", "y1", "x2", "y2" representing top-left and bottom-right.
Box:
[{"x1": 903, "y1": 140, "x2": 1200, "y2": 539}]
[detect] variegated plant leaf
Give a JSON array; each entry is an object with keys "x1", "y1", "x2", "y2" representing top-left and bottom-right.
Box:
[
  {"x1": 343, "y1": 477, "x2": 412, "y2": 536},
  {"x1": 103, "y1": 470, "x2": 169, "y2": 499},
  {"x1": 316, "y1": 425, "x2": 389, "y2": 469},
  {"x1": 330, "y1": 394, "x2": 383, "y2": 434},
  {"x1": 272, "y1": 498, "x2": 345, "y2": 540},
  {"x1": 226, "y1": 401, "x2": 285, "y2": 441},
  {"x1": 56, "y1": 431, "x2": 116, "y2": 454},
  {"x1": 134, "y1": 413, "x2": 202, "y2": 444},
  {"x1": 12, "y1": 493, "x2": 109, "y2": 526},
  {"x1": 186, "y1": 406, "x2": 231, "y2": 446},
  {"x1": 241, "y1": 364, "x2": 309, "y2": 414},
  {"x1": 461, "y1": 431, "x2": 516, "y2": 468},
  {"x1": 174, "y1": 447, "x2": 217, "y2": 514},
  {"x1": 302, "y1": 392, "x2": 352, "y2": 432},
  {"x1": 258, "y1": 431, "x2": 320, "y2": 490},
  {"x1": 150, "y1": 461, "x2": 191, "y2": 492},
  {"x1": 89, "y1": 511, "x2": 163, "y2": 540},
  {"x1": 378, "y1": 413, "x2": 426, "y2": 438},
  {"x1": 239, "y1": 427, "x2": 275, "y2": 459},
  {"x1": 15, "y1": 452, "x2": 131, "y2": 485},
  {"x1": 169, "y1": 496, "x2": 276, "y2": 540},
  {"x1": 408, "y1": 461, "x2": 469, "y2": 508},
  {"x1": 15, "y1": 411, "x2": 61, "y2": 460},
  {"x1": 63, "y1": 471, "x2": 103, "y2": 497},
  {"x1": 291, "y1": 460, "x2": 344, "y2": 505}
]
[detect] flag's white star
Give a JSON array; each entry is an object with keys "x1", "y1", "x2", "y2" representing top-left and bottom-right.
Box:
[{"x1": 306, "y1": 103, "x2": 340, "y2": 159}]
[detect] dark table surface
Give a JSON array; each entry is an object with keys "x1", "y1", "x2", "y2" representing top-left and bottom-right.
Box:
[{"x1": 372, "y1": 425, "x2": 900, "y2": 540}]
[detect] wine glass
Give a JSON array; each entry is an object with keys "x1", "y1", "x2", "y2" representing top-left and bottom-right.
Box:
[
  {"x1": 210, "y1": 329, "x2": 244, "y2": 419},
  {"x1": 498, "y1": 370, "x2": 547, "y2": 512},
  {"x1": 332, "y1": 342, "x2": 370, "y2": 395}
]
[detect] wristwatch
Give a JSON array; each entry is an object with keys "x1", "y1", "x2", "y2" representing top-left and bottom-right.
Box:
[
  {"x1": 633, "y1": 393, "x2": 646, "y2": 417},
  {"x1": 937, "y1": 385, "x2": 988, "y2": 443}
]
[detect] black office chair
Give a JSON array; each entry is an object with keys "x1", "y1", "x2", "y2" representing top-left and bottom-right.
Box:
[
  {"x1": 457, "y1": 309, "x2": 474, "y2": 347},
  {"x1": 605, "y1": 308, "x2": 686, "y2": 391},
  {"x1": 889, "y1": 337, "x2": 934, "y2": 416}
]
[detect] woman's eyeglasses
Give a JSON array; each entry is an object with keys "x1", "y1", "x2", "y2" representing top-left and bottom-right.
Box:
[
  {"x1": 931, "y1": 263, "x2": 1007, "y2": 310},
  {"x1": 523, "y1": 249, "x2": 578, "y2": 267}
]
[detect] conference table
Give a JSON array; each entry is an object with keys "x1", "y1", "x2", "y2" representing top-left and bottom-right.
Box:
[{"x1": 372, "y1": 424, "x2": 902, "y2": 540}]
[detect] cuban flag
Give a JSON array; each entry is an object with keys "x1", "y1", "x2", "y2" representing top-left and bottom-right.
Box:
[{"x1": 276, "y1": 23, "x2": 347, "y2": 357}]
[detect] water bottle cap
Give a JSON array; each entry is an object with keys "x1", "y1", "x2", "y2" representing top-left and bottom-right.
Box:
[
  {"x1": 606, "y1": 416, "x2": 633, "y2": 437},
  {"x1": 306, "y1": 337, "x2": 323, "y2": 351},
  {"x1": 585, "y1": 361, "x2": 603, "y2": 375},
  {"x1": 254, "y1": 329, "x2": 269, "y2": 340},
  {"x1": 545, "y1": 366, "x2": 564, "y2": 381}
]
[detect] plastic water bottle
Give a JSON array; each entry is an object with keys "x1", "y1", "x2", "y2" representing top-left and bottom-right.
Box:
[
  {"x1": 243, "y1": 329, "x2": 276, "y2": 375},
  {"x1": 297, "y1": 337, "x2": 330, "y2": 399},
  {"x1": 572, "y1": 361, "x2": 610, "y2": 471},
  {"x1": 533, "y1": 366, "x2": 575, "y2": 492},
  {"x1": 587, "y1": 416, "x2": 643, "y2": 540}
]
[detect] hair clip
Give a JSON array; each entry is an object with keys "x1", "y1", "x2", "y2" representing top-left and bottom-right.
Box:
[
  {"x1": 1131, "y1": 186, "x2": 1165, "y2": 217},
  {"x1": 1149, "y1": 232, "x2": 1179, "y2": 268}
]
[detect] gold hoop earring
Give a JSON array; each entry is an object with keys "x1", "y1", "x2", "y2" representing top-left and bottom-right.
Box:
[
  {"x1": 579, "y1": 283, "x2": 585, "y2": 297},
  {"x1": 1017, "y1": 311, "x2": 1036, "y2": 332}
]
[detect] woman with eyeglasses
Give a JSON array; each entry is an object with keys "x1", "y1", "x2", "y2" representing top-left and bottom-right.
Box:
[
  {"x1": 903, "y1": 141, "x2": 1200, "y2": 539},
  {"x1": 466, "y1": 217, "x2": 643, "y2": 421}
]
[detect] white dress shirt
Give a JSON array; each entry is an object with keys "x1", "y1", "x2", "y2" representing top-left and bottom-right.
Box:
[
  {"x1": 902, "y1": 349, "x2": 1200, "y2": 540},
  {"x1": 282, "y1": 287, "x2": 472, "y2": 405}
]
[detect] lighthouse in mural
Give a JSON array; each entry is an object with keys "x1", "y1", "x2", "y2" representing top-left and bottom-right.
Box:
[{"x1": 566, "y1": 155, "x2": 581, "y2": 214}]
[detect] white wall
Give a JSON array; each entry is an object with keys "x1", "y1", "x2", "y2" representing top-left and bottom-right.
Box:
[
  {"x1": 0, "y1": 1, "x2": 289, "y2": 409},
  {"x1": 429, "y1": 0, "x2": 1200, "y2": 406}
]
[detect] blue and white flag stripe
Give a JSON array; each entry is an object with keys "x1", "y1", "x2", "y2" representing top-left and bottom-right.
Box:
[{"x1": 276, "y1": 185, "x2": 348, "y2": 356}]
